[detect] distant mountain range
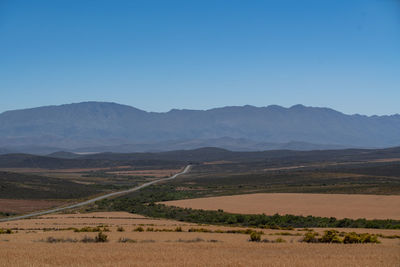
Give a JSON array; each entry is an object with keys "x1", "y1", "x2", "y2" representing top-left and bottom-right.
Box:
[{"x1": 0, "y1": 102, "x2": 399, "y2": 154}]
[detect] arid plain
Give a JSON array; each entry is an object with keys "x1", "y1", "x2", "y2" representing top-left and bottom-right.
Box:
[{"x1": 1, "y1": 212, "x2": 399, "y2": 267}]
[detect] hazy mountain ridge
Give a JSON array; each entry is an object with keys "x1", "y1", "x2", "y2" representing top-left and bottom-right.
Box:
[{"x1": 0, "y1": 102, "x2": 399, "y2": 152}]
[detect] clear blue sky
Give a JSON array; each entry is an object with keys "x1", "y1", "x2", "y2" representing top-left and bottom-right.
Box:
[{"x1": 0, "y1": 0, "x2": 399, "y2": 115}]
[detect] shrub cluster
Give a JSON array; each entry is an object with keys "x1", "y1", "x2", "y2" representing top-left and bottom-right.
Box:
[
  {"x1": 301, "y1": 230, "x2": 380, "y2": 244},
  {"x1": 249, "y1": 231, "x2": 262, "y2": 242},
  {"x1": 81, "y1": 232, "x2": 108, "y2": 243},
  {"x1": 73, "y1": 226, "x2": 110, "y2": 233},
  {"x1": 0, "y1": 228, "x2": 13, "y2": 234}
]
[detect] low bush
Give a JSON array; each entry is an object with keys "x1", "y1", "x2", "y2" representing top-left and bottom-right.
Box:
[
  {"x1": 80, "y1": 232, "x2": 108, "y2": 243},
  {"x1": 302, "y1": 231, "x2": 319, "y2": 243},
  {"x1": 95, "y1": 231, "x2": 108, "y2": 243},
  {"x1": 188, "y1": 228, "x2": 212, "y2": 233},
  {"x1": 133, "y1": 226, "x2": 144, "y2": 232},
  {"x1": 74, "y1": 226, "x2": 110, "y2": 233},
  {"x1": 249, "y1": 232, "x2": 262, "y2": 242},
  {"x1": 343, "y1": 232, "x2": 380, "y2": 244},
  {"x1": 301, "y1": 230, "x2": 380, "y2": 244},
  {"x1": 81, "y1": 236, "x2": 96, "y2": 243},
  {"x1": 118, "y1": 237, "x2": 137, "y2": 243},
  {"x1": 0, "y1": 228, "x2": 13, "y2": 234},
  {"x1": 319, "y1": 230, "x2": 342, "y2": 243},
  {"x1": 117, "y1": 226, "x2": 125, "y2": 232},
  {"x1": 45, "y1": 237, "x2": 78, "y2": 243}
]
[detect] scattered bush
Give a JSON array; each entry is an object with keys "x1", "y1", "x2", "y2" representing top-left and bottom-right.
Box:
[
  {"x1": 343, "y1": 232, "x2": 380, "y2": 244},
  {"x1": 319, "y1": 230, "x2": 342, "y2": 243},
  {"x1": 81, "y1": 236, "x2": 96, "y2": 243},
  {"x1": 74, "y1": 226, "x2": 109, "y2": 233},
  {"x1": 188, "y1": 228, "x2": 212, "y2": 233},
  {"x1": 118, "y1": 237, "x2": 137, "y2": 243},
  {"x1": 45, "y1": 237, "x2": 78, "y2": 243},
  {"x1": 133, "y1": 226, "x2": 144, "y2": 232},
  {"x1": 95, "y1": 231, "x2": 108, "y2": 242},
  {"x1": 249, "y1": 232, "x2": 262, "y2": 242},
  {"x1": 0, "y1": 229, "x2": 13, "y2": 234},
  {"x1": 302, "y1": 231, "x2": 319, "y2": 243},
  {"x1": 175, "y1": 226, "x2": 183, "y2": 232},
  {"x1": 117, "y1": 226, "x2": 125, "y2": 232},
  {"x1": 301, "y1": 230, "x2": 380, "y2": 244},
  {"x1": 80, "y1": 232, "x2": 108, "y2": 243}
]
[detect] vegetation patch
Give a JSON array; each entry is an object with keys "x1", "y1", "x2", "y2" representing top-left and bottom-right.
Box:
[
  {"x1": 81, "y1": 232, "x2": 108, "y2": 243},
  {"x1": 45, "y1": 237, "x2": 78, "y2": 243},
  {"x1": 0, "y1": 229, "x2": 13, "y2": 234},
  {"x1": 73, "y1": 226, "x2": 110, "y2": 232},
  {"x1": 301, "y1": 230, "x2": 380, "y2": 244}
]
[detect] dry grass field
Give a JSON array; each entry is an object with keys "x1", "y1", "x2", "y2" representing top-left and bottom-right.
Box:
[
  {"x1": 0, "y1": 212, "x2": 399, "y2": 266},
  {"x1": 163, "y1": 193, "x2": 400, "y2": 220},
  {"x1": 0, "y1": 199, "x2": 64, "y2": 214}
]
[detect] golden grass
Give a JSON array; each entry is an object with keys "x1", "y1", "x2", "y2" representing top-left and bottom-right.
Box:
[
  {"x1": 0, "y1": 240, "x2": 399, "y2": 267},
  {"x1": 163, "y1": 193, "x2": 400, "y2": 220},
  {"x1": 0, "y1": 212, "x2": 399, "y2": 266}
]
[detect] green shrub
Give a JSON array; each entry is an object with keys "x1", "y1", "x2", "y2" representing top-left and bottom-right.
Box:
[
  {"x1": 74, "y1": 226, "x2": 107, "y2": 233},
  {"x1": 249, "y1": 232, "x2": 262, "y2": 242},
  {"x1": 302, "y1": 231, "x2": 319, "y2": 243},
  {"x1": 274, "y1": 238, "x2": 286, "y2": 243},
  {"x1": 343, "y1": 232, "x2": 380, "y2": 244},
  {"x1": 95, "y1": 231, "x2": 108, "y2": 242},
  {"x1": 0, "y1": 228, "x2": 12, "y2": 234},
  {"x1": 134, "y1": 226, "x2": 144, "y2": 232},
  {"x1": 320, "y1": 230, "x2": 342, "y2": 243}
]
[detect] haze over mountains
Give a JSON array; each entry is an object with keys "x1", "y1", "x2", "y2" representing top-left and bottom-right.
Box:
[{"x1": 0, "y1": 102, "x2": 399, "y2": 154}]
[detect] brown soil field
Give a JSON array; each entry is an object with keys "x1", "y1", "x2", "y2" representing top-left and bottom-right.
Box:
[
  {"x1": 163, "y1": 193, "x2": 400, "y2": 220},
  {"x1": 0, "y1": 199, "x2": 64, "y2": 214},
  {"x1": 0, "y1": 212, "x2": 399, "y2": 266}
]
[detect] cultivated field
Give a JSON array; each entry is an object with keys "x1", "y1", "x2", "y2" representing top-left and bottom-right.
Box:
[
  {"x1": 163, "y1": 193, "x2": 400, "y2": 220},
  {"x1": 0, "y1": 212, "x2": 399, "y2": 267}
]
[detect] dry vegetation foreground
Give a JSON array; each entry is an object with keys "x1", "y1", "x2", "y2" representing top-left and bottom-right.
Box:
[
  {"x1": 0, "y1": 212, "x2": 399, "y2": 266},
  {"x1": 163, "y1": 193, "x2": 400, "y2": 220}
]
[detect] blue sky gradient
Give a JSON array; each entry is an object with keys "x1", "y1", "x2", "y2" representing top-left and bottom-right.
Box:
[{"x1": 0, "y1": 0, "x2": 399, "y2": 115}]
